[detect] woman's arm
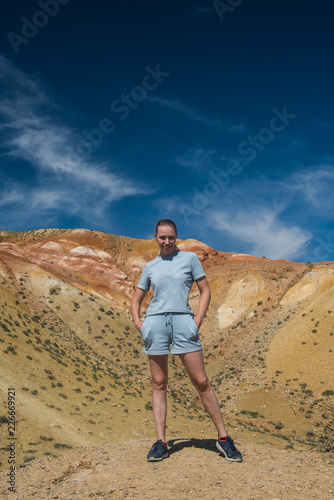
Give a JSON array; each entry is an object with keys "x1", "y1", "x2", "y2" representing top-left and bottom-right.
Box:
[
  {"x1": 131, "y1": 287, "x2": 148, "y2": 332},
  {"x1": 194, "y1": 276, "x2": 211, "y2": 329}
]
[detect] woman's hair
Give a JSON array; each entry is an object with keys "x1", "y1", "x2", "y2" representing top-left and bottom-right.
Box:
[{"x1": 155, "y1": 219, "x2": 178, "y2": 235}]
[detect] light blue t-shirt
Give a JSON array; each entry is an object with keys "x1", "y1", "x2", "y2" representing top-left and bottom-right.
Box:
[{"x1": 137, "y1": 250, "x2": 206, "y2": 316}]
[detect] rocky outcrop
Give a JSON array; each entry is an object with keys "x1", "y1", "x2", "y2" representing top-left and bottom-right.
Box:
[
  {"x1": 0, "y1": 238, "x2": 135, "y2": 301},
  {"x1": 217, "y1": 273, "x2": 268, "y2": 328},
  {"x1": 280, "y1": 266, "x2": 334, "y2": 305}
]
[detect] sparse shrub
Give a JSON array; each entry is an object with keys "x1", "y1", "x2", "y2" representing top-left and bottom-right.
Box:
[
  {"x1": 322, "y1": 390, "x2": 334, "y2": 397},
  {"x1": 297, "y1": 395, "x2": 333, "y2": 452},
  {"x1": 249, "y1": 411, "x2": 259, "y2": 418},
  {"x1": 0, "y1": 322, "x2": 11, "y2": 332},
  {"x1": 40, "y1": 436, "x2": 54, "y2": 441},
  {"x1": 4, "y1": 346, "x2": 17, "y2": 354}
]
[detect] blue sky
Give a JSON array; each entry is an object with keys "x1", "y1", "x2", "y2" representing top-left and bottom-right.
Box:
[{"x1": 0, "y1": 0, "x2": 333, "y2": 262}]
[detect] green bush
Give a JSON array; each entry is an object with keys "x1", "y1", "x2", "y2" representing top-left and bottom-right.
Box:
[{"x1": 322, "y1": 390, "x2": 334, "y2": 397}]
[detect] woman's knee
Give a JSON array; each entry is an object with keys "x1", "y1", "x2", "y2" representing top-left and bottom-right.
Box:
[
  {"x1": 192, "y1": 375, "x2": 209, "y2": 392},
  {"x1": 151, "y1": 376, "x2": 168, "y2": 391}
]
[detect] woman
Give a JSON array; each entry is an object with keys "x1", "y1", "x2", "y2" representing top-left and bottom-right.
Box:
[{"x1": 131, "y1": 219, "x2": 242, "y2": 462}]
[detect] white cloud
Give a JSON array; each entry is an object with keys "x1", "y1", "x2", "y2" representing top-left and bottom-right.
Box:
[
  {"x1": 158, "y1": 172, "x2": 315, "y2": 260},
  {"x1": 210, "y1": 208, "x2": 312, "y2": 260},
  {"x1": 287, "y1": 166, "x2": 334, "y2": 215},
  {"x1": 148, "y1": 96, "x2": 247, "y2": 134},
  {"x1": 0, "y1": 55, "x2": 149, "y2": 228},
  {"x1": 176, "y1": 147, "x2": 216, "y2": 171}
]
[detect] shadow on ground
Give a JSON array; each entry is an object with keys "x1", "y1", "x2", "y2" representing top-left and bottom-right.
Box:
[{"x1": 167, "y1": 437, "x2": 220, "y2": 456}]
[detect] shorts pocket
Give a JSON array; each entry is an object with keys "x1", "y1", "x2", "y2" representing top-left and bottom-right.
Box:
[
  {"x1": 187, "y1": 315, "x2": 199, "y2": 341},
  {"x1": 140, "y1": 316, "x2": 149, "y2": 336},
  {"x1": 140, "y1": 317, "x2": 152, "y2": 349}
]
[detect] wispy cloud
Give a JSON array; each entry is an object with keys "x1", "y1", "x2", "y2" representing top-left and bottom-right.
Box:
[
  {"x1": 0, "y1": 54, "x2": 148, "y2": 229},
  {"x1": 154, "y1": 170, "x2": 320, "y2": 259},
  {"x1": 286, "y1": 166, "x2": 334, "y2": 216},
  {"x1": 0, "y1": 180, "x2": 79, "y2": 228},
  {"x1": 210, "y1": 208, "x2": 312, "y2": 260},
  {"x1": 148, "y1": 96, "x2": 247, "y2": 134},
  {"x1": 176, "y1": 147, "x2": 217, "y2": 171}
]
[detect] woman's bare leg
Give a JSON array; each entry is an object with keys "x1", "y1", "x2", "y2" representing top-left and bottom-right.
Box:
[
  {"x1": 148, "y1": 354, "x2": 168, "y2": 442},
  {"x1": 179, "y1": 350, "x2": 227, "y2": 437}
]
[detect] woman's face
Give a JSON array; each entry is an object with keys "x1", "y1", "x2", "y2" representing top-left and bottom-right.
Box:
[{"x1": 155, "y1": 225, "x2": 177, "y2": 257}]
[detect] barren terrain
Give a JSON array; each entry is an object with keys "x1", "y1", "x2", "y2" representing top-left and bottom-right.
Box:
[
  {"x1": 1, "y1": 437, "x2": 334, "y2": 499},
  {"x1": 0, "y1": 227, "x2": 333, "y2": 498}
]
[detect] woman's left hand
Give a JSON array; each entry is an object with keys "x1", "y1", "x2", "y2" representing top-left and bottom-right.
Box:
[{"x1": 194, "y1": 316, "x2": 202, "y2": 329}]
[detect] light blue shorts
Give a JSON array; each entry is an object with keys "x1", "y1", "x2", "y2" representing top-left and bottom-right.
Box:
[{"x1": 140, "y1": 312, "x2": 202, "y2": 355}]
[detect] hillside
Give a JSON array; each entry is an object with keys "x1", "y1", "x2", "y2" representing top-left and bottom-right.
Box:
[{"x1": 0, "y1": 228, "x2": 333, "y2": 487}]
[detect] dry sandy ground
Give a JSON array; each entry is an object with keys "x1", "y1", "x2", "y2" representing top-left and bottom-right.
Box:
[{"x1": 1, "y1": 438, "x2": 333, "y2": 500}]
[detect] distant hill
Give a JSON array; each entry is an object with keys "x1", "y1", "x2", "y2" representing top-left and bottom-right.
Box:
[{"x1": 0, "y1": 228, "x2": 333, "y2": 469}]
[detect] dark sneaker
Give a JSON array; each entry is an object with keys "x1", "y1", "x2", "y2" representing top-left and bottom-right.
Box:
[
  {"x1": 147, "y1": 439, "x2": 169, "y2": 462},
  {"x1": 216, "y1": 436, "x2": 243, "y2": 462}
]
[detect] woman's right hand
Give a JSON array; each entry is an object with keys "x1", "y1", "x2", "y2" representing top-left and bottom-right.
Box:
[
  {"x1": 135, "y1": 321, "x2": 143, "y2": 333},
  {"x1": 131, "y1": 288, "x2": 148, "y2": 333}
]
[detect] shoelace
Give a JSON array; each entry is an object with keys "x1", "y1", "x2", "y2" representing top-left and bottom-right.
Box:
[
  {"x1": 151, "y1": 440, "x2": 163, "y2": 451},
  {"x1": 229, "y1": 440, "x2": 237, "y2": 451},
  {"x1": 220, "y1": 437, "x2": 237, "y2": 451}
]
